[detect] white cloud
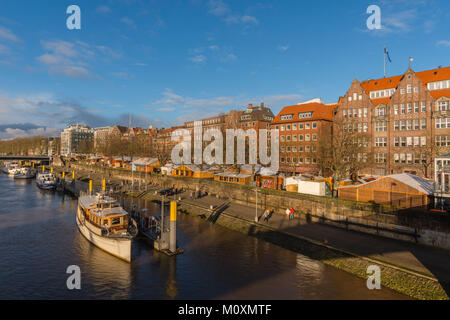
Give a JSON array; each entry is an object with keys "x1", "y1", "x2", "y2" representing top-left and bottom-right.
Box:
[
  {"x1": 121, "y1": 17, "x2": 137, "y2": 29},
  {"x1": 0, "y1": 44, "x2": 10, "y2": 55},
  {"x1": 0, "y1": 127, "x2": 61, "y2": 140},
  {"x1": 277, "y1": 45, "x2": 290, "y2": 52},
  {"x1": 0, "y1": 25, "x2": 20, "y2": 42},
  {"x1": 207, "y1": 0, "x2": 230, "y2": 16},
  {"x1": 36, "y1": 40, "x2": 120, "y2": 79},
  {"x1": 96, "y1": 5, "x2": 111, "y2": 14},
  {"x1": 189, "y1": 55, "x2": 206, "y2": 63},
  {"x1": 109, "y1": 72, "x2": 135, "y2": 80},
  {"x1": 437, "y1": 40, "x2": 450, "y2": 47},
  {"x1": 49, "y1": 66, "x2": 91, "y2": 79},
  {"x1": 240, "y1": 15, "x2": 258, "y2": 25},
  {"x1": 96, "y1": 45, "x2": 122, "y2": 59}
]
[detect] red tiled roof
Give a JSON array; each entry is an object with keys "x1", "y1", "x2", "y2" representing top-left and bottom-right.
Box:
[
  {"x1": 272, "y1": 102, "x2": 334, "y2": 124},
  {"x1": 429, "y1": 89, "x2": 450, "y2": 99},
  {"x1": 358, "y1": 66, "x2": 450, "y2": 105},
  {"x1": 360, "y1": 66, "x2": 450, "y2": 93},
  {"x1": 370, "y1": 97, "x2": 391, "y2": 105}
]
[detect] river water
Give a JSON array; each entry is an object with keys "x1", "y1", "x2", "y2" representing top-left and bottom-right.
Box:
[{"x1": 0, "y1": 173, "x2": 408, "y2": 299}]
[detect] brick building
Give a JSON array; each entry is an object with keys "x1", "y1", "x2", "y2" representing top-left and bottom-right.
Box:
[
  {"x1": 335, "y1": 66, "x2": 450, "y2": 178},
  {"x1": 271, "y1": 99, "x2": 335, "y2": 175}
]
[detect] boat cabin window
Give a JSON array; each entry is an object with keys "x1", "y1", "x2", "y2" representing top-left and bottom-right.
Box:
[{"x1": 111, "y1": 217, "x2": 121, "y2": 225}]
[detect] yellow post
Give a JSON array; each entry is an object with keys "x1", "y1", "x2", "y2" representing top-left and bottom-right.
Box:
[
  {"x1": 170, "y1": 201, "x2": 177, "y2": 252},
  {"x1": 51, "y1": 167, "x2": 53, "y2": 173},
  {"x1": 62, "y1": 172, "x2": 65, "y2": 179},
  {"x1": 170, "y1": 201, "x2": 177, "y2": 222},
  {"x1": 72, "y1": 171, "x2": 75, "y2": 179},
  {"x1": 42, "y1": 165, "x2": 45, "y2": 173},
  {"x1": 89, "y1": 180, "x2": 93, "y2": 194},
  {"x1": 102, "y1": 179, "x2": 106, "y2": 192},
  {"x1": 32, "y1": 162, "x2": 35, "y2": 168}
]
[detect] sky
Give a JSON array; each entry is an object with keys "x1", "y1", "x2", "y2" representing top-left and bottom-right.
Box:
[{"x1": 0, "y1": 0, "x2": 449, "y2": 139}]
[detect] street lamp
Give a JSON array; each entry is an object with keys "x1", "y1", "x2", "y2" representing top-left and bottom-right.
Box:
[{"x1": 254, "y1": 188, "x2": 258, "y2": 223}]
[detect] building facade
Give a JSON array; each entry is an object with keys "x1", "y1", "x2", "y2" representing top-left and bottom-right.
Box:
[
  {"x1": 61, "y1": 124, "x2": 94, "y2": 156},
  {"x1": 271, "y1": 99, "x2": 335, "y2": 175},
  {"x1": 334, "y1": 66, "x2": 450, "y2": 178}
]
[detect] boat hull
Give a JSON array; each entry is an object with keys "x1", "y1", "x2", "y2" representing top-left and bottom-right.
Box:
[
  {"x1": 36, "y1": 182, "x2": 56, "y2": 190},
  {"x1": 76, "y1": 206, "x2": 132, "y2": 262}
]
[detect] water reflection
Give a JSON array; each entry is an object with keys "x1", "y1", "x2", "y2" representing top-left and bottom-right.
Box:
[{"x1": 0, "y1": 174, "x2": 409, "y2": 300}]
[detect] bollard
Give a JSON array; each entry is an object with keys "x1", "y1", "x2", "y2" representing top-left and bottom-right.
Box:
[
  {"x1": 169, "y1": 201, "x2": 177, "y2": 253},
  {"x1": 42, "y1": 165, "x2": 45, "y2": 173},
  {"x1": 51, "y1": 167, "x2": 53, "y2": 173},
  {"x1": 72, "y1": 171, "x2": 75, "y2": 180},
  {"x1": 89, "y1": 180, "x2": 93, "y2": 195},
  {"x1": 102, "y1": 179, "x2": 106, "y2": 192},
  {"x1": 62, "y1": 172, "x2": 65, "y2": 179}
]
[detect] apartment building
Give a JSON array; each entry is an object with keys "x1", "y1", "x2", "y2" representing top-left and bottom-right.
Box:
[
  {"x1": 335, "y1": 66, "x2": 450, "y2": 178},
  {"x1": 61, "y1": 124, "x2": 94, "y2": 156},
  {"x1": 271, "y1": 99, "x2": 335, "y2": 175}
]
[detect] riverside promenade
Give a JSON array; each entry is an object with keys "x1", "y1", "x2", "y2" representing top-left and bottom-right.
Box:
[{"x1": 176, "y1": 193, "x2": 450, "y2": 296}]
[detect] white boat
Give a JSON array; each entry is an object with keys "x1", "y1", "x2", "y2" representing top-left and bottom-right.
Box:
[
  {"x1": 7, "y1": 163, "x2": 20, "y2": 176},
  {"x1": 36, "y1": 172, "x2": 57, "y2": 190},
  {"x1": 14, "y1": 167, "x2": 36, "y2": 179},
  {"x1": 76, "y1": 193, "x2": 137, "y2": 262}
]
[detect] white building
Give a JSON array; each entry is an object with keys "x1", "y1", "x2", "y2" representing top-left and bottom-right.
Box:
[
  {"x1": 61, "y1": 125, "x2": 94, "y2": 156},
  {"x1": 435, "y1": 153, "x2": 450, "y2": 197}
]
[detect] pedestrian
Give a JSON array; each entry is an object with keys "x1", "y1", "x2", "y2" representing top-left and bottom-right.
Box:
[
  {"x1": 289, "y1": 208, "x2": 295, "y2": 220},
  {"x1": 263, "y1": 209, "x2": 269, "y2": 222},
  {"x1": 285, "y1": 208, "x2": 290, "y2": 220}
]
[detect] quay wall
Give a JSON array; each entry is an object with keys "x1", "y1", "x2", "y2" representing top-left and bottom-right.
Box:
[{"x1": 63, "y1": 163, "x2": 450, "y2": 250}]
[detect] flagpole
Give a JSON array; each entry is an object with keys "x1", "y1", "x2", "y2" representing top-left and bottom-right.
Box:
[{"x1": 384, "y1": 46, "x2": 386, "y2": 78}]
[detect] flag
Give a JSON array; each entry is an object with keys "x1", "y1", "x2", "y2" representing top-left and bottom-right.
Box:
[{"x1": 384, "y1": 47, "x2": 392, "y2": 63}]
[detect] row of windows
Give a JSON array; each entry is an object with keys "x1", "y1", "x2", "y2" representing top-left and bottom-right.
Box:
[
  {"x1": 343, "y1": 123, "x2": 369, "y2": 133},
  {"x1": 281, "y1": 145, "x2": 317, "y2": 153},
  {"x1": 281, "y1": 157, "x2": 317, "y2": 164},
  {"x1": 218, "y1": 176, "x2": 243, "y2": 183},
  {"x1": 394, "y1": 119, "x2": 427, "y2": 131},
  {"x1": 280, "y1": 134, "x2": 317, "y2": 142},
  {"x1": 394, "y1": 102, "x2": 427, "y2": 115},
  {"x1": 370, "y1": 88, "x2": 396, "y2": 99},
  {"x1": 343, "y1": 108, "x2": 368, "y2": 118},
  {"x1": 428, "y1": 80, "x2": 450, "y2": 91},
  {"x1": 436, "y1": 136, "x2": 450, "y2": 147},
  {"x1": 275, "y1": 122, "x2": 318, "y2": 131},
  {"x1": 394, "y1": 136, "x2": 427, "y2": 147},
  {"x1": 436, "y1": 118, "x2": 450, "y2": 129},
  {"x1": 394, "y1": 153, "x2": 427, "y2": 164}
]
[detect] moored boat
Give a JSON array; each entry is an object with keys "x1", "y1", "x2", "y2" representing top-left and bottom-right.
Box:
[
  {"x1": 36, "y1": 172, "x2": 57, "y2": 190},
  {"x1": 14, "y1": 167, "x2": 36, "y2": 179},
  {"x1": 76, "y1": 192, "x2": 137, "y2": 262}
]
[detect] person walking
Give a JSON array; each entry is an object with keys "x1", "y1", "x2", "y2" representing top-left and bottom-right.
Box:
[
  {"x1": 263, "y1": 209, "x2": 270, "y2": 223},
  {"x1": 289, "y1": 208, "x2": 295, "y2": 220}
]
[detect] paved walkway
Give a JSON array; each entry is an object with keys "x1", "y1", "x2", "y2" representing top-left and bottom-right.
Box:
[{"x1": 178, "y1": 193, "x2": 450, "y2": 288}]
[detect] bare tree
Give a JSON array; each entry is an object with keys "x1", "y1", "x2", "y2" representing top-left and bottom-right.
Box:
[{"x1": 317, "y1": 119, "x2": 373, "y2": 194}]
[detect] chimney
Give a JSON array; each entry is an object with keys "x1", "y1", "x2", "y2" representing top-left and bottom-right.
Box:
[
  {"x1": 248, "y1": 104, "x2": 253, "y2": 109},
  {"x1": 260, "y1": 102, "x2": 264, "y2": 108}
]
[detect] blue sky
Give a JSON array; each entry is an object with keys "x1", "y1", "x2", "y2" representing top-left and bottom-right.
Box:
[{"x1": 0, "y1": 0, "x2": 449, "y2": 139}]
